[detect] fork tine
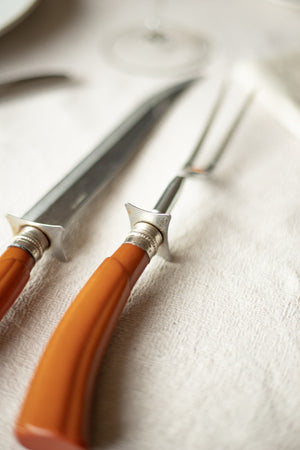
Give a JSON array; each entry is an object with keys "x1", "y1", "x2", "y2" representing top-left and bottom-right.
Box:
[
  {"x1": 203, "y1": 91, "x2": 254, "y2": 174},
  {"x1": 154, "y1": 82, "x2": 254, "y2": 214},
  {"x1": 183, "y1": 80, "x2": 228, "y2": 170}
]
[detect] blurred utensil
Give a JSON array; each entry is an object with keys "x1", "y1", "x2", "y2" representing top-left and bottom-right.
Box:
[{"x1": 0, "y1": 72, "x2": 71, "y2": 97}]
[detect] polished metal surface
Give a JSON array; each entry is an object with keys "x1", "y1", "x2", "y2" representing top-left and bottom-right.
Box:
[
  {"x1": 124, "y1": 222, "x2": 163, "y2": 259},
  {"x1": 7, "y1": 214, "x2": 66, "y2": 261},
  {"x1": 154, "y1": 86, "x2": 254, "y2": 215},
  {"x1": 128, "y1": 84, "x2": 254, "y2": 261},
  {"x1": 125, "y1": 203, "x2": 171, "y2": 260},
  {"x1": 11, "y1": 225, "x2": 49, "y2": 262},
  {"x1": 7, "y1": 79, "x2": 192, "y2": 260},
  {"x1": 153, "y1": 175, "x2": 185, "y2": 215},
  {"x1": 22, "y1": 79, "x2": 193, "y2": 228}
]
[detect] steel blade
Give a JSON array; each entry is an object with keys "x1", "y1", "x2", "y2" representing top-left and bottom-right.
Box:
[{"x1": 23, "y1": 79, "x2": 193, "y2": 228}]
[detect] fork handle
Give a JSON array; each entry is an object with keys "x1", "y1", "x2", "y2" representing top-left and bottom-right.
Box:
[{"x1": 15, "y1": 243, "x2": 149, "y2": 450}]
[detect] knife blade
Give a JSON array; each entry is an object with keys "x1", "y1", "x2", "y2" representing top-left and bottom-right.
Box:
[{"x1": 0, "y1": 79, "x2": 193, "y2": 320}]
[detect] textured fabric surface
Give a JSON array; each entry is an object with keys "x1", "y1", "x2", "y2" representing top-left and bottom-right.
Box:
[{"x1": 0, "y1": 1, "x2": 300, "y2": 449}]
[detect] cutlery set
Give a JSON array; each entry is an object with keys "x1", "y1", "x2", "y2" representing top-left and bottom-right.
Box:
[
  {"x1": 0, "y1": 79, "x2": 253, "y2": 450},
  {"x1": 0, "y1": 79, "x2": 191, "y2": 320}
]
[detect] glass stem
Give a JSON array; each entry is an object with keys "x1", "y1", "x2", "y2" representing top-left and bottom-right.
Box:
[{"x1": 144, "y1": 0, "x2": 168, "y2": 41}]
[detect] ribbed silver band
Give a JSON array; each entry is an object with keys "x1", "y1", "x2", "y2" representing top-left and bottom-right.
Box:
[
  {"x1": 124, "y1": 221, "x2": 163, "y2": 259},
  {"x1": 11, "y1": 226, "x2": 50, "y2": 262}
]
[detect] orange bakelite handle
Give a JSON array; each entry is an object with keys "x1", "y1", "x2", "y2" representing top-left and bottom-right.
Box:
[
  {"x1": 15, "y1": 243, "x2": 149, "y2": 450},
  {"x1": 0, "y1": 246, "x2": 35, "y2": 319}
]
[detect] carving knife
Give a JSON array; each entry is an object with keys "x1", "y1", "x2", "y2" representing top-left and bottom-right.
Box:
[
  {"x1": 15, "y1": 84, "x2": 254, "y2": 450},
  {"x1": 0, "y1": 79, "x2": 192, "y2": 320}
]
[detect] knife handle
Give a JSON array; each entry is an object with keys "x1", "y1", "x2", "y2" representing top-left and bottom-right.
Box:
[
  {"x1": 15, "y1": 243, "x2": 149, "y2": 450},
  {"x1": 0, "y1": 247, "x2": 35, "y2": 319}
]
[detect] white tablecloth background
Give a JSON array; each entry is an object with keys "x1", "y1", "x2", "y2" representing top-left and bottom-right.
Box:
[{"x1": 0, "y1": 1, "x2": 299, "y2": 449}]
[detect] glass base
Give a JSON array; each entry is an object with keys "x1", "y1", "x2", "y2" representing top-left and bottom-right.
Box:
[{"x1": 104, "y1": 25, "x2": 210, "y2": 77}]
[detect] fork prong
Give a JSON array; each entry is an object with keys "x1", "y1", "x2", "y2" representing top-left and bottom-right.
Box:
[
  {"x1": 183, "y1": 80, "x2": 228, "y2": 170},
  {"x1": 203, "y1": 91, "x2": 254, "y2": 174},
  {"x1": 154, "y1": 83, "x2": 254, "y2": 214}
]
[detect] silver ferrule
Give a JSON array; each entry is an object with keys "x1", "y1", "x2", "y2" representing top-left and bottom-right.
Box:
[
  {"x1": 124, "y1": 221, "x2": 163, "y2": 259},
  {"x1": 11, "y1": 225, "x2": 50, "y2": 262}
]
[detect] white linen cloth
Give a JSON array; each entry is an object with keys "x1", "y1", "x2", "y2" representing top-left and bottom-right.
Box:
[{"x1": 0, "y1": 1, "x2": 299, "y2": 449}]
